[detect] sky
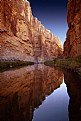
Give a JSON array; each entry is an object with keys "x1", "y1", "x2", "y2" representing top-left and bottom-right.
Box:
[{"x1": 28, "y1": 0, "x2": 68, "y2": 44}]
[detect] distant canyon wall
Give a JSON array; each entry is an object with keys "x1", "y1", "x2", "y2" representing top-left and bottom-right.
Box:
[
  {"x1": 0, "y1": 0, "x2": 63, "y2": 62},
  {"x1": 64, "y1": 0, "x2": 81, "y2": 57}
]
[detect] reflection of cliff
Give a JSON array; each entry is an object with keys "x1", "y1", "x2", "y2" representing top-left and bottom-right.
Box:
[
  {"x1": 0, "y1": 65, "x2": 63, "y2": 121},
  {"x1": 64, "y1": 71, "x2": 81, "y2": 121}
]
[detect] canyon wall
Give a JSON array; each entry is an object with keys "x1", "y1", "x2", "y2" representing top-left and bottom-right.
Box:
[
  {"x1": 0, "y1": 0, "x2": 63, "y2": 63},
  {"x1": 64, "y1": 0, "x2": 81, "y2": 57}
]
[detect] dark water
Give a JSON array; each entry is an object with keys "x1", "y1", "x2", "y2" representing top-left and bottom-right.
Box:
[{"x1": 0, "y1": 64, "x2": 81, "y2": 121}]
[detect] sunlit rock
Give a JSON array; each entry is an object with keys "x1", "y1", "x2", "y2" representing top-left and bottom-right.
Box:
[{"x1": 0, "y1": 0, "x2": 63, "y2": 62}]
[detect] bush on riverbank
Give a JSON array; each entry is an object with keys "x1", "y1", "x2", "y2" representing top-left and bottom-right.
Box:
[
  {"x1": 44, "y1": 56, "x2": 81, "y2": 76},
  {"x1": 0, "y1": 60, "x2": 34, "y2": 72}
]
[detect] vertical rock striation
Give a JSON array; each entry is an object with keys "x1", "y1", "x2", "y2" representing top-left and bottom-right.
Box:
[
  {"x1": 0, "y1": 0, "x2": 63, "y2": 62},
  {"x1": 64, "y1": 0, "x2": 81, "y2": 57}
]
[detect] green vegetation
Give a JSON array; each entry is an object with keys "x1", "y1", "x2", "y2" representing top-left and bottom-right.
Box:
[
  {"x1": 0, "y1": 60, "x2": 34, "y2": 72},
  {"x1": 44, "y1": 56, "x2": 81, "y2": 76}
]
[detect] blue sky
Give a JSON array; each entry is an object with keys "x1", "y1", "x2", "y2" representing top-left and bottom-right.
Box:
[{"x1": 28, "y1": 0, "x2": 68, "y2": 44}]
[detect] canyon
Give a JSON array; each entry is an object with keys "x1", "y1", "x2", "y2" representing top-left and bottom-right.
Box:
[
  {"x1": 0, "y1": 0, "x2": 81, "y2": 121},
  {"x1": 0, "y1": 0, "x2": 81, "y2": 63},
  {"x1": 0, "y1": 0, "x2": 63, "y2": 63},
  {"x1": 64, "y1": 0, "x2": 81, "y2": 57}
]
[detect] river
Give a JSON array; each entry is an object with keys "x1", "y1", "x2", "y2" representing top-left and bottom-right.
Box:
[{"x1": 0, "y1": 64, "x2": 81, "y2": 121}]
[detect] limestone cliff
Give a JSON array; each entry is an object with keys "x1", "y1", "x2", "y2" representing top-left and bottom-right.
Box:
[
  {"x1": 64, "y1": 0, "x2": 81, "y2": 57},
  {"x1": 0, "y1": 0, "x2": 63, "y2": 62}
]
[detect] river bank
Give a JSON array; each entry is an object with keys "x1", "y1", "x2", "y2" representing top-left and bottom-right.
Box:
[
  {"x1": 0, "y1": 60, "x2": 34, "y2": 72},
  {"x1": 44, "y1": 56, "x2": 81, "y2": 77}
]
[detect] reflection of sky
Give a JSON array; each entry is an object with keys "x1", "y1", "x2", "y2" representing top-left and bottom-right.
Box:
[
  {"x1": 33, "y1": 81, "x2": 69, "y2": 121},
  {"x1": 28, "y1": 0, "x2": 68, "y2": 44}
]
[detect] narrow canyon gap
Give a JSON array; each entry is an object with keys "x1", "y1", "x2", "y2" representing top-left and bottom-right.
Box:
[
  {"x1": 29, "y1": 0, "x2": 68, "y2": 44},
  {"x1": 0, "y1": 0, "x2": 81, "y2": 121}
]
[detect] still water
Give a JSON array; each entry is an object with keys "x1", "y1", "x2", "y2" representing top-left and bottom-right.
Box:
[{"x1": 0, "y1": 64, "x2": 81, "y2": 121}]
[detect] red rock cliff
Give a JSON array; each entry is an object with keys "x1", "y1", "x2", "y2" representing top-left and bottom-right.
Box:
[
  {"x1": 0, "y1": 0, "x2": 63, "y2": 62},
  {"x1": 64, "y1": 0, "x2": 81, "y2": 57}
]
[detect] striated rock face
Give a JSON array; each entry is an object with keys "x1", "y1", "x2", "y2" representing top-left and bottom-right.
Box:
[
  {"x1": 0, "y1": 0, "x2": 63, "y2": 62},
  {"x1": 64, "y1": 0, "x2": 81, "y2": 57}
]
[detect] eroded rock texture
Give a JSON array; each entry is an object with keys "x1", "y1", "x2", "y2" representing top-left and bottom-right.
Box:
[
  {"x1": 0, "y1": 0, "x2": 63, "y2": 62},
  {"x1": 64, "y1": 0, "x2": 81, "y2": 57}
]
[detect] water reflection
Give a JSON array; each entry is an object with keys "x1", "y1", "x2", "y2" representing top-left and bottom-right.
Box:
[
  {"x1": 0, "y1": 64, "x2": 63, "y2": 121},
  {"x1": 33, "y1": 81, "x2": 69, "y2": 121},
  {"x1": 64, "y1": 70, "x2": 81, "y2": 121}
]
